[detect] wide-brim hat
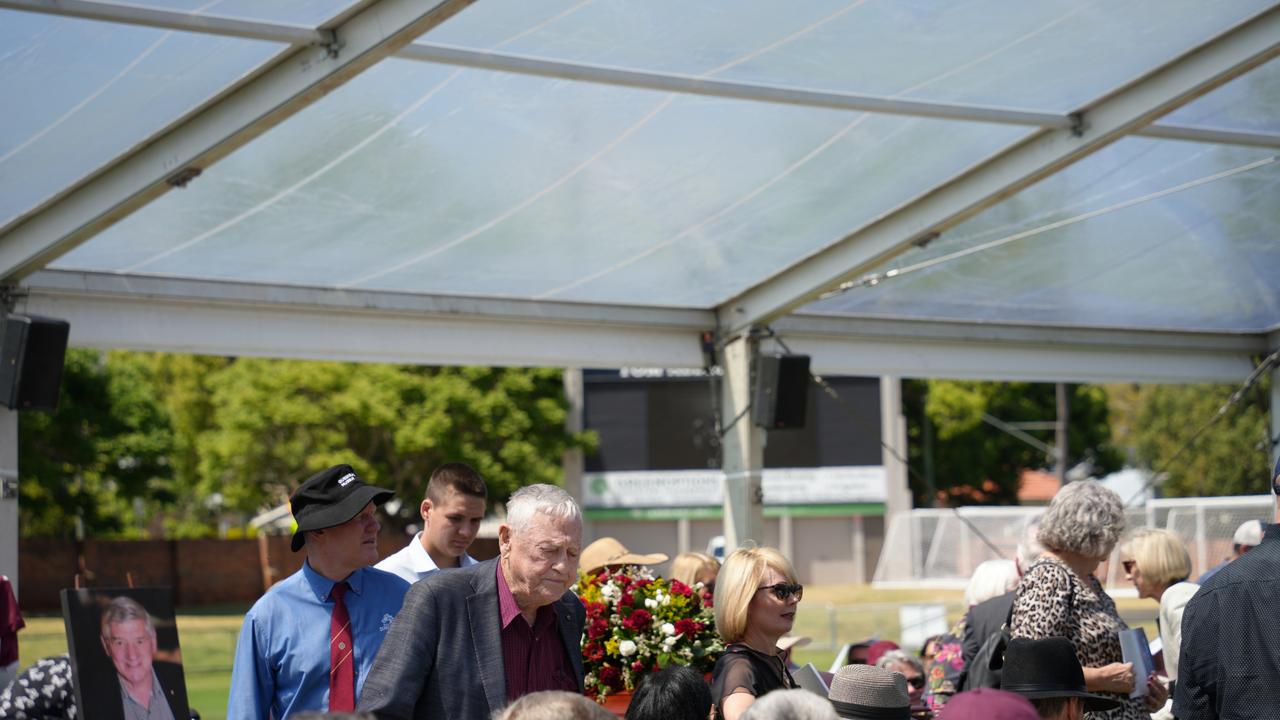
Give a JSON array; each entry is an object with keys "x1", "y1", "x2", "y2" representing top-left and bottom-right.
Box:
[
  {"x1": 828, "y1": 664, "x2": 911, "y2": 719},
  {"x1": 1000, "y1": 637, "x2": 1120, "y2": 712},
  {"x1": 777, "y1": 635, "x2": 812, "y2": 652},
  {"x1": 290, "y1": 464, "x2": 394, "y2": 551},
  {"x1": 579, "y1": 537, "x2": 668, "y2": 574}
]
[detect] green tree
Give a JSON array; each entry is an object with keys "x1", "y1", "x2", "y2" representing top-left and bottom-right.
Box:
[
  {"x1": 904, "y1": 380, "x2": 1122, "y2": 506},
  {"x1": 1113, "y1": 379, "x2": 1272, "y2": 497},
  {"x1": 194, "y1": 360, "x2": 595, "y2": 525},
  {"x1": 18, "y1": 350, "x2": 175, "y2": 538}
]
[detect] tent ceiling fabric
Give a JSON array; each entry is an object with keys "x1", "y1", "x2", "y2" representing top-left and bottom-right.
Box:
[{"x1": 3, "y1": 0, "x2": 1280, "y2": 379}]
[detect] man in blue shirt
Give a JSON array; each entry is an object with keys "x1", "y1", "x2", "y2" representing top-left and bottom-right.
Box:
[{"x1": 229, "y1": 465, "x2": 410, "y2": 719}]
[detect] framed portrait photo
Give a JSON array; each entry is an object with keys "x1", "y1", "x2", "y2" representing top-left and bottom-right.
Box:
[{"x1": 61, "y1": 587, "x2": 190, "y2": 720}]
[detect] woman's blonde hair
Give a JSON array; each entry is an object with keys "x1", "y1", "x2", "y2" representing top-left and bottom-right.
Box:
[
  {"x1": 714, "y1": 546, "x2": 797, "y2": 644},
  {"x1": 1123, "y1": 528, "x2": 1191, "y2": 587},
  {"x1": 669, "y1": 552, "x2": 719, "y2": 587}
]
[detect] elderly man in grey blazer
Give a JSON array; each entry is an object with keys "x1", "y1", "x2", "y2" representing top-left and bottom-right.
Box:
[{"x1": 359, "y1": 484, "x2": 586, "y2": 719}]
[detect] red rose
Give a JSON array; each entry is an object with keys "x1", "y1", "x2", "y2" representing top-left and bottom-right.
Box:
[
  {"x1": 599, "y1": 665, "x2": 623, "y2": 690},
  {"x1": 633, "y1": 578, "x2": 652, "y2": 588},
  {"x1": 631, "y1": 661, "x2": 645, "y2": 672},
  {"x1": 669, "y1": 580, "x2": 693, "y2": 597},
  {"x1": 585, "y1": 642, "x2": 605, "y2": 662},
  {"x1": 619, "y1": 593, "x2": 634, "y2": 607},
  {"x1": 623, "y1": 609, "x2": 652, "y2": 631},
  {"x1": 588, "y1": 618, "x2": 609, "y2": 639},
  {"x1": 674, "y1": 619, "x2": 702, "y2": 637}
]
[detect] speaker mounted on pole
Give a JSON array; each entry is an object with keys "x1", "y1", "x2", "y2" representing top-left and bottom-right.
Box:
[
  {"x1": 0, "y1": 314, "x2": 71, "y2": 412},
  {"x1": 752, "y1": 353, "x2": 810, "y2": 430}
]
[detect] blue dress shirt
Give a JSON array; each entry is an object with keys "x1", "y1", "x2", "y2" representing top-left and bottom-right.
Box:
[{"x1": 228, "y1": 560, "x2": 409, "y2": 719}]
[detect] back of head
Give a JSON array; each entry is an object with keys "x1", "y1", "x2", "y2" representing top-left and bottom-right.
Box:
[
  {"x1": 874, "y1": 650, "x2": 922, "y2": 674},
  {"x1": 1037, "y1": 479, "x2": 1125, "y2": 559},
  {"x1": 495, "y1": 691, "x2": 613, "y2": 720},
  {"x1": 714, "y1": 546, "x2": 797, "y2": 644},
  {"x1": 1016, "y1": 518, "x2": 1044, "y2": 573},
  {"x1": 936, "y1": 689, "x2": 1039, "y2": 720},
  {"x1": 669, "y1": 552, "x2": 719, "y2": 587},
  {"x1": 964, "y1": 559, "x2": 1019, "y2": 607},
  {"x1": 426, "y1": 462, "x2": 487, "y2": 502},
  {"x1": 740, "y1": 689, "x2": 838, "y2": 720},
  {"x1": 625, "y1": 665, "x2": 711, "y2": 720}
]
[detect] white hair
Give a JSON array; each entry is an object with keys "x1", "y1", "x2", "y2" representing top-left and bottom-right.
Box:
[
  {"x1": 1037, "y1": 479, "x2": 1126, "y2": 559},
  {"x1": 1016, "y1": 517, "x2": 1045, "y2": 572},
  {"x1": 505, "y1": 484, "x2": 581, "y2": 534},
  {"x1": 740, "y1": 689, "x2": 838, "y2": 720},
  {"x1": 875, "y1": 650, "x2": 923, "y2": 674},
  {"x1": 964, "y1": 559, "x2": 1019, "y2": 607}
]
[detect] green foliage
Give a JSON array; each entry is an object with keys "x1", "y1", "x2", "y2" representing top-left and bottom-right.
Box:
[
  {"x1": 195, "y1": 360, "x2": 594, "y2": 522},
  {"x1": 1117, "y1": 380, "x2": 1272, "y2": 497},
  {"x1": 20, "y1": 352, "x2": 593, "y2": 537},
  {"x1": 18, "y1": 350, "x2": 175, "y2": 537},
  {"x1": 904, "y1": 380, "x2": 1122, "y2": 506}
]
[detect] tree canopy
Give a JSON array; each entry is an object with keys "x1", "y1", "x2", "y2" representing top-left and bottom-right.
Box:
[{"x1": 19, "y1": 352, "x2": 593, "y2": 538}]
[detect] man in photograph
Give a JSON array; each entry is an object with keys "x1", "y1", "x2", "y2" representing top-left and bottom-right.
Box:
[
  {"x1": 99, "y1": 596, "x2": 185, "y2": 720},
  {"x1": 377, "y1": 462, "x2": 487, "y2": 582}
]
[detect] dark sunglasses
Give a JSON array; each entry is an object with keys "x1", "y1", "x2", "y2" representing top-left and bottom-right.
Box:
[
  {"x1": 1122, "y1": 560, "x2": 1136, "y2": 574},
  {"x1": 906, "y1": 675, "x2": 926, "y2": 690},
  {"x1": 758, "y1": 582, "x2": 804, "y2": 601}
]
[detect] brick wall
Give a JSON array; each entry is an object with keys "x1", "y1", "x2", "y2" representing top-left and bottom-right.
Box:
[{"x1": 18, "y1": 533, "x2": 502, "y2": 611}]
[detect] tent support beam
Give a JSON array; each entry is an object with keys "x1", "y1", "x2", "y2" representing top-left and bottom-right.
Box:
[
  {"x1": 719, "y1": 335, "x2": 765, "y2": 550},
  {"x1": 4, "y1": 0, "x2": 1279, "y2": 149},
  {"x1": 0, "y1": 0, "x2": 474, "y2": 282},
  {"x1": 713, "y1": 5, "x2": 1280, "y2": 339}
]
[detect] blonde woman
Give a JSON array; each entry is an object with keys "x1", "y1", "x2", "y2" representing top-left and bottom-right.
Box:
[
  {"x1": 670, "y1": 551, "x2": 719, "y2": 595},
  {"x1": 709, "y1": 547, "x2": 802, "y2": 720},
  {"x1": 1120, "y1": 528, "x2": 1197, "y2": 719}
]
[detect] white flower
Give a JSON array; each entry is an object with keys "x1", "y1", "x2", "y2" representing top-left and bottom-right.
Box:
[
  {"x1": 601, "y1": 583, "x2": 618, "y2": 599},
  {"x1": 644, "y1": 598, "x2": 659, "y2": 609},
  {"x1": 661, "y1": 623, "x2": 676, "y2": 636},
  {"x1": 663, "y1": 636, "x2": 678, "y2": 649},
  {"x1": 619, "y1": 640, "x2": 637, "y2": 657}
]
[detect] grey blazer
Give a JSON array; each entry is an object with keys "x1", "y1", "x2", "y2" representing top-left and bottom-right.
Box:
[{"x1": 358, "y1": 557, "x2": 586, "y2": 720}]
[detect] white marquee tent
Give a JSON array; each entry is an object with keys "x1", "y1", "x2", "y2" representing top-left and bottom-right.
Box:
[{"x1": 2, "y1": 0, "x2": 1278, "y2": 587}]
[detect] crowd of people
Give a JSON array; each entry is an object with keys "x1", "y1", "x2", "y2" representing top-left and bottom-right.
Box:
[{"x1": 2, "y1": 457, "x2": 1277, "y2": 720}]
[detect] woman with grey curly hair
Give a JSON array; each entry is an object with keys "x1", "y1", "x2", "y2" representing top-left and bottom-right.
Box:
[{"x1": 1010, "y1": 480, "x2": 1165, "y2": 720}]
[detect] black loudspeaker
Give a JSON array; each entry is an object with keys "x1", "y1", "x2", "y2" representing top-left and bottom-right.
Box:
[
  {"x1": 752, "y1": 354, "x2": 810, "y2": 430},
  {"x1": 0, "y1": 314, "x2": 71, "y2": 411}
]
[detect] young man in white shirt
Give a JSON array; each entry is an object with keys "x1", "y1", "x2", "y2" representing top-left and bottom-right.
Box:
[{"x1": 377, "y1": 462, "x2": 487, "y2": 582}]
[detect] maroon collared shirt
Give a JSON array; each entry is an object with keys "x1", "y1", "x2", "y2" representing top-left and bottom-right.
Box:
[{"x1": 496, "y1": 562, "x2": 577, "y2": 702}]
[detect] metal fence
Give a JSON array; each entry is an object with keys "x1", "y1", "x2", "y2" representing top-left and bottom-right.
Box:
[{"x1": 871, "y1": 495, "x2": 1273, "y2": 589}]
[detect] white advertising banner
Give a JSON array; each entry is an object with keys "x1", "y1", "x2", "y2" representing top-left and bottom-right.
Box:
[{"x1": 582, "y1": 466, "x2": 887, "y2": 508}]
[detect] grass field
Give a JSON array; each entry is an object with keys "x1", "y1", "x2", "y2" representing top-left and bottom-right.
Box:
[{"x1": 15, "y1": 587, "x2": 1160, "y2": 718}]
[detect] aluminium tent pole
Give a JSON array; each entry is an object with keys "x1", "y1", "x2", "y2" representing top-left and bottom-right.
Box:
[{"x1": 720, "y1": 335, "x2": 765, "y2": 551}]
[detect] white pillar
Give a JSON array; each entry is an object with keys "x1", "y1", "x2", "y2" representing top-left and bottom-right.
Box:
[
  {"x1": 0, "y1": 409, "x2": 17, "y2": 596},
  {"x1": 562, "y1": 369, "x2": 589, "y2": 535},
  {"x1": 852, "y1": 515, "x2": 866, "y2": 584},
  {"x1": 880, "y1": 376, "x2": 912, "y2": 517},
  {"x1": 720, "y1": 336, "x2": 765, "y2": 551}
]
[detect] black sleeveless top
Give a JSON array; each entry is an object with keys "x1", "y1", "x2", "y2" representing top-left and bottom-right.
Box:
[{"x1": 709, "y1": 643, "x2": 798, "y2": 719}]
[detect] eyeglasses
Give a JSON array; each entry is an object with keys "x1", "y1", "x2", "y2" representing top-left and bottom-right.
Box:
[
  {"x1": 1122, "y1": 560, "x2": 1136, "y2": 574},
  {"x1": 906, "y1": 675, "x2": 926, "y2": 690},
  {"x1": 758, "y1": 582, "x2": 804, "y2": 601}
]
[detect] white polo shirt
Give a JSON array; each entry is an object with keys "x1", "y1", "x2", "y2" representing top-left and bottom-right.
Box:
[{"x1": 375, "y1": 532, "x2": 477, "y2": 584}]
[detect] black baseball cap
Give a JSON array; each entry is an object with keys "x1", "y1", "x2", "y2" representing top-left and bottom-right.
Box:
[{"x1": 290, "y1": 464, "x2": 394, "y2": 552}]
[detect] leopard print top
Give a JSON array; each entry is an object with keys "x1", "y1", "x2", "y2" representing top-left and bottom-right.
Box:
[{"x1": 1010, "y1": 555, "x2": 1145, "y2": 720}]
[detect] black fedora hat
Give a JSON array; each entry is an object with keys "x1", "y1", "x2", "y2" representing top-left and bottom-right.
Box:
[
  {"x1": 1000, "y1": 637, "x2": 1120, "y2": 712},
  {"x1": 290, "y1": 464, "x2": 394, "y2": 551}
]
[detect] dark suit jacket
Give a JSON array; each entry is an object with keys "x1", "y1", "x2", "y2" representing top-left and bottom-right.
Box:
[
  {"x1": 959, "y1": 590, "x2": 1015, "y2": 688},
  {"x1": 358, "y1": 557, "x2": 585, "y2": 720},
  {"x1": 94, "y1": 660, "x2": 189, "y2": 720}
]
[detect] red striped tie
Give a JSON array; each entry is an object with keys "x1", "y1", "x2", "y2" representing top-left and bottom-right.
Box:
[{"x1": 329, "y1": 581, "x2": 355, "y2": 711}]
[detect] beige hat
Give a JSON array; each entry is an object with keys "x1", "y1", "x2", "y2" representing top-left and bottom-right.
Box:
[
  {"x1": 777, "y1": 635, "x2": 812, "y2": 652},
  {"x1": 828, "y1": 664, "x2": 910, "y2": 719},
  {"x1": 580, "y1": 537, "x2": 669, "y2": 574},
  {"x1": 1234, "y1": 519, "x2": 1265, "y2": 547}
]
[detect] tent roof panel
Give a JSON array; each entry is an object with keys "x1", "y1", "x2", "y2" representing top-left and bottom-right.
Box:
[
  {"x1": 0, "y1": 9, "x2": 286, "y2": 228},
  {"x1": 803, "y1": 137, "x2": 1280, "y2": 333}
]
